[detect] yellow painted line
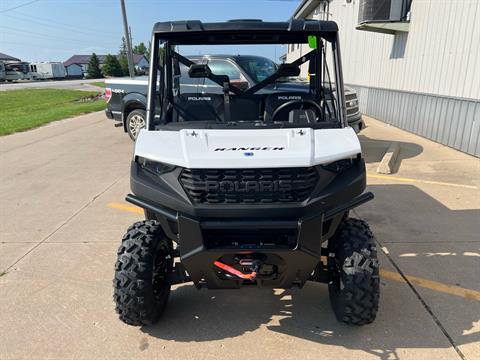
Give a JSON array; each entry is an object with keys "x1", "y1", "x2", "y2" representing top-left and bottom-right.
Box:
[
  {"x1": 368, "y1": 173, "x2": 478, "y2": 190},
  {"x1": 381, "y1": 269, "x2": 480, "y2": 301},
  {"x1": 107, "y1": 202, "x2": 143, "y2": 215},
  {"x1": 108, "y1": 202, "x2": 480, "y2": 301}
]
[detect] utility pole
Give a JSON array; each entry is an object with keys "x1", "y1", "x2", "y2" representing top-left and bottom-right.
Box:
[{"x1": 120, "y1": 0, "x2": 135, "y2": 77}]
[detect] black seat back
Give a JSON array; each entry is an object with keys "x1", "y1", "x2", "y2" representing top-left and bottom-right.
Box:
[
  {"x1": 173, "y1": 93, "x2": 224, "y2": 122},
  {"x1": 229, "y1": 95, "x2": 262, "y2": 122}
]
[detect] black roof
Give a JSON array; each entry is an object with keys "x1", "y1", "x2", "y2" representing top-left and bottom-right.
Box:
[
  {"x1": 0, "y1": 52, "x2": 21, "y2": 62},
  {"x1": 152, "y1": 19, "x2": 338, "y2": 44},
  {"x1": 64, "y1": 54, "x2": 147, "y2": 67}
]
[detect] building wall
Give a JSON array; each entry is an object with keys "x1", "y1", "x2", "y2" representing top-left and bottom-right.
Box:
[
  {"x1": 352, "y1": 85, "x2": 480, "y2": 155},
  {"x1": 136, "y1": 57, "x2": 149, "y2": 68},
  {"x1": 287, "y1": 0, "x2": 480, "y2": 156},
  {"x1": 66, "y1": 64, "x2": 83, "y2": 77},
  {"x1": 329, "y1": 0, "x2": 479, "y2": 100}
]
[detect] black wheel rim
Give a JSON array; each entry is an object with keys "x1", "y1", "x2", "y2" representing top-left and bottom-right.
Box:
[
  {"x1": 328, "y1": 256, "x2": 342, "y2": 295},
  {"x1": 152, "y1": 252, "x2": 170, "y2": 301}
]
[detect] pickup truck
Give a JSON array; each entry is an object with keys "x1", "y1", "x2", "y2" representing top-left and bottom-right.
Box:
[{"x1": 105, "y1": 54, "x2": 364, "y2": 140}]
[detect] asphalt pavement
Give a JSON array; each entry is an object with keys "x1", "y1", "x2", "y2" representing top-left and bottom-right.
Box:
[
  {"x1": 0, "y1": 113, "x2": 479, "y2": 359},
  {"x1": 0, "y1": 78, "x2": 103, "y2": 92}
]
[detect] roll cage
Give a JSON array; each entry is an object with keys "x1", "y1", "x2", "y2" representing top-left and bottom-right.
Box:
[{"x1": 146, "y1": 19, "x2": 347, "y2": 130}]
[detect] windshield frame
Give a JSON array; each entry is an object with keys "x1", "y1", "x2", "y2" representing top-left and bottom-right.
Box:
[{"x1": 145, "y1": 22, "x2": 347, "y2": 131}]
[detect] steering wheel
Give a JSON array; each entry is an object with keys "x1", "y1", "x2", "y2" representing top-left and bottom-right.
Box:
[{"x1": 269, "y1": 99, "x2": 324, "y2": 123}]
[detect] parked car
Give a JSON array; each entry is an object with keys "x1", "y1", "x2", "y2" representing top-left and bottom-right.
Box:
[{"x1": 104, "y1": 55, "x2": 364, "y2": 140}]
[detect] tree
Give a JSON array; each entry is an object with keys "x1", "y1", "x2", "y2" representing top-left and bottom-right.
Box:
[
  {"x1": 119, "y1": 36, "x2": 128, "y2": 56},
  {"x1": 102, "y1": 54, "x2": 123, "y2": 77},
  {"x1": 145, "y1": 40, "x2": 151, "y2": 61},
  {"x1": 119, "y1": 55, "x2": 129, "y2": 76},
  {"x1": 133, "y1": 42, "x2": 147, "y2": 55},
  {"x1": 85, "y1": 53, "x2": 102, "y2": 79}
]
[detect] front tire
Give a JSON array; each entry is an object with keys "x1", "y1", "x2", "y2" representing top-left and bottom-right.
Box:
[
  {"x1": 328, "y1": 218, "x2": 380, "y2": 325},
  {"x1": 113, "y1": 220, "x2": 172, "y2": 326},
  {"x1": 126, "y1": 109, "x2": 146, "y2": 141}
]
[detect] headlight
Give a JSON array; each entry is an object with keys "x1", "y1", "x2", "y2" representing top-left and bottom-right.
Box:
[
  {"x1": 321, "y1": 159, "x2": 354, "y2": 173},
  {"x1": 136, "y1": 156, "x2": 176, "y2": 175}
]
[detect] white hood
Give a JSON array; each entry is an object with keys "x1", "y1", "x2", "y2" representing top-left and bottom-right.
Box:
[{"x1": 134, "y1": 127, "x2": 361, "y2": 169}]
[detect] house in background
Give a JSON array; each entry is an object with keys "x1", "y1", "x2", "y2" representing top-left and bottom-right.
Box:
[{"x1": 63, "y1": 54, "x2": 149, "y2": 78}]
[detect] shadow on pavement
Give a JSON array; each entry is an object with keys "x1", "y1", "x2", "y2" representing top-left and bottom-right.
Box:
[
  {"x1": 142, "y1": 184, "x2": 479, "y2": 359},
  {"x1": 359, "y1": 135, "x2": 424, "y2": 171}
]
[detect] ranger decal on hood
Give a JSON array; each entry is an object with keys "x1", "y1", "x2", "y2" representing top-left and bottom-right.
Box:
[{"x1": 214, "y1": 147, "x2": 285, "y2": 151}]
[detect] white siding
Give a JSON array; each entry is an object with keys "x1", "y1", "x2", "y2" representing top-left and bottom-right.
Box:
[
  {"x1": 286, "y1": 0, "x2": 480, "y2": 156},
  {"x1": 288, "y1": 0, "x2": 480, "y2": 100}
]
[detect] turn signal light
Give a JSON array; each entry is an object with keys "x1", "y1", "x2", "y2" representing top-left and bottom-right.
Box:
[{"x1": 104, "y1": 87, "x2": 112, "y2": 102}]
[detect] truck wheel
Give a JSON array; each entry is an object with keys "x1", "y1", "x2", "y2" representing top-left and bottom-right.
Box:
[
  {"x1": 126, "y1": 109, "x2": 146, "y2": 141},
  {"x1": 328, "y1": 218, "x2": 380, "y2": 325},
  {"x1": 113, "y1": 220, "x2": 172, "y2": 326}
]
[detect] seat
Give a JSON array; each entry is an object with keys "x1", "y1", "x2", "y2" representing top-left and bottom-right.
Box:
[
  {"x1": 173, "y1": 93, "x2": 224, "y2": 122},
  {"x1": 229, "y1": 96, "x2": 262, "y2": 122},
  {"x1": 264, "y1": 92, "x2": 314, "y2": 123}
]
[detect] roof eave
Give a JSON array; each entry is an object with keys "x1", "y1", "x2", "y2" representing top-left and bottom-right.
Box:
[{"x1": 292, "y1": 0, "x2": 323, "y2": 19}]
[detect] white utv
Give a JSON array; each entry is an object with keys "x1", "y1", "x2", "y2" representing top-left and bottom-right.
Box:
[{"x1": 113, "y1": 19, "x2": 380, "y2": 327}]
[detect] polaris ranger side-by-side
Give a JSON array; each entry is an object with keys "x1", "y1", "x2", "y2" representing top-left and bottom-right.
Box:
[
  {"x1": 104, "y1": 54, "x2": 364, "y2": 140},
  {"x1": 113, "y1": 19, "x2": 379, "y2": 327}
]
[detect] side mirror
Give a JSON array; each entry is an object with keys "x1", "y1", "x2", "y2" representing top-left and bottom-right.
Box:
[
  {"x1": 188, "y1": 64, "x2": 212, "y2": 78},
  {"x1": 277, "y1": 63, "x2": 300, "y2": 77},
  {"x1": 230, "y1": 74, "x2": 249, "y2": 90},
  {"x1": 230, "y1": 79, "x2": 249, "y2": 90}
]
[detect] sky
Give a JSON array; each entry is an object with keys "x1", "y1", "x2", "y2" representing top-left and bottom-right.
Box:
[{"x1": 0, "y1": 0, "x2": 301, "y2": 62}]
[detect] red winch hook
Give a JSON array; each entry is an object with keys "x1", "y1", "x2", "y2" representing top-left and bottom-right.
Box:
[{"x1": 213, "y1": 260, "x2": 257, "y2": 280}]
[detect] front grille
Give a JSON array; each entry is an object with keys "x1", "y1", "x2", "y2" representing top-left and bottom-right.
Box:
[
  {"x1": 345, "y1": 93, "x2": 356, "y2": 101},
  {"x1": 180, "y1": 167, "x2": 319, "y2": 204},
  {"x1": 347, "y1": 106, "x2": 359, "y2": 115},
  {"x1": 345, "y1": 92, "x2": 359, "y2": 116}
]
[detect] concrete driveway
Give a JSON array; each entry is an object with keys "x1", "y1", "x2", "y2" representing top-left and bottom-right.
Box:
[{"x1": 0, "y1": 113, "x2": 479, "y2": 359}]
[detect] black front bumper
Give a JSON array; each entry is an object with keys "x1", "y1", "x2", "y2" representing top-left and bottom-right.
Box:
[
  {"x1": 347, "y1": 112, "x2": 365, "y2": 133},
  {"x1": 126, "y1": 159, "x2": 372, "y2": 289},
  {"x1": 127, "y1": 191, "x2": 372, "y2": 289}
]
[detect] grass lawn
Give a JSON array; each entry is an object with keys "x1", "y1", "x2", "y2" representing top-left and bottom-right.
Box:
[
  {"x1": 0, "y1": 89, "x2": 106, "y2": 136},
  {"x1": 90, "y1": 81, "x2": 106, "y2": 88}
]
